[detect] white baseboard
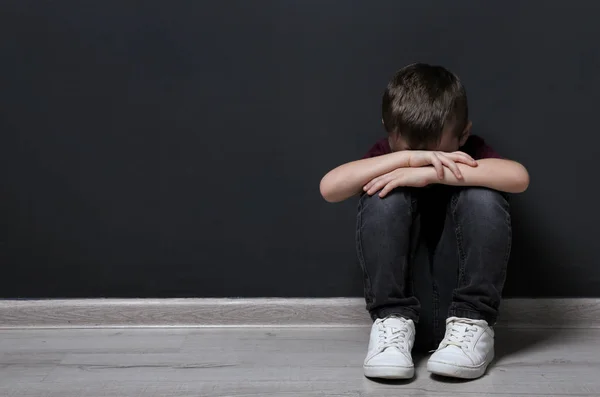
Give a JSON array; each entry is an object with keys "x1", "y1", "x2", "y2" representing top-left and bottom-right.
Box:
[{"x1": 0, "y1": 298, "x2": 598, "y2": 329}]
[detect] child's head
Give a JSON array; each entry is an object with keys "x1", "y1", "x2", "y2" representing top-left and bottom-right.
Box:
[{"x1": 382, "y1": 63, "x2": 471, "y2": 152}]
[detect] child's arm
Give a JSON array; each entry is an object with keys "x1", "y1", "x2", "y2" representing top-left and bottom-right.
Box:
[
  {"x1": 320, "y1": 150, "x2": 477, "y2": 203},
  {"x1": 319, "y1": 151, "x2": 411, "y2": 203},
  {"x1": 364, "y1": 158, "x2": 530, "y2": 198},
  {"x1": 437, "y1": 159, "x2": 529, "y2": 193}
]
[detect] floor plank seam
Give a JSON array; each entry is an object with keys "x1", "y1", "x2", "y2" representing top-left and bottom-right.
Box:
[{"x1": 1, "y1": 298, "x2": 599, "y2": 328}]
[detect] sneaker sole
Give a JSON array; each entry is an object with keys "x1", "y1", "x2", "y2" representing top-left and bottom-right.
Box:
[
  {"x1": 427, "y1": 357, "x2": 491, "y2": 379},
  {"x1": 363, "y1": 365, "x2": 414, "y2": 379}
]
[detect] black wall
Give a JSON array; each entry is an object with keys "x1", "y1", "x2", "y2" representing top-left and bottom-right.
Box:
[{"x1": 1, "y1": 1, "x2": 599, "y2": 298}]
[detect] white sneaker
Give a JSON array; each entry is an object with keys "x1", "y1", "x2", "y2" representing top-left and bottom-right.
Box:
[
  {"x1": 427, "y1": 316, "x2": 494, "y2": 379},
  {"x1": 363, "y1": 316, "x2": 415, "y2": 379}
]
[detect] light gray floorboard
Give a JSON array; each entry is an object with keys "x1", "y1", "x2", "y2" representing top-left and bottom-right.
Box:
[
  {"x1": 0, "y1": 329, "x2": 186, "y2": 354},
  {"x1": 1, "y1": 327, "x2": 599, "y2": 396}
]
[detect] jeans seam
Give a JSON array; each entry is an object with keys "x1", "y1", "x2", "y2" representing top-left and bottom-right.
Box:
[
  {"x1": 432, "y1": 279, "x2": 440, "y2": 340},
  {"x1": 499, "y1": 206, "x2": 513, "y2": 294},
  {"x1": 356, "y1": 197, "x2": 374, "y2": 306},
  {"x1": 450, "y1": 194, "x2": 466, "y2": 287},
  {"x1": 408, "y1": 195, "x2": 417, "y2": 298}
]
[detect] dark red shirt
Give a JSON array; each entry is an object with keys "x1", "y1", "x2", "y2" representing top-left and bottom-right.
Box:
[{"x1": 363, "y1": 135, "x2": 501, "y2": 160}]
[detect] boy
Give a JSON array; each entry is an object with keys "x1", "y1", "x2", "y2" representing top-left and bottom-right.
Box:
[{"x1": 319, "y1": 63, "x2": 529, "y2": 380}]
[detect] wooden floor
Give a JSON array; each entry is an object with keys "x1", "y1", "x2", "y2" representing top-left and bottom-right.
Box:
[{"x1": 1, "y1": 327, "x2": 599, "y2": 396}]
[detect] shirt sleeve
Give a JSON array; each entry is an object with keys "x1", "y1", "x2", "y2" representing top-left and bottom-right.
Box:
[
  {"x1": 463, "y1": 135, "x2": 502, "y2": 160},
  {"x1": 362, "y1": 138, "x2": 391, "y2": 159}
]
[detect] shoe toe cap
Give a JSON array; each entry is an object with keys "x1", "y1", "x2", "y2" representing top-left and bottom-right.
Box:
[
  {"x1": 365, "y1": 349, "x2": 412, "y2": 368},
  {"x1": 429, "y1": 346, "x2": 475, "y2": 366}
]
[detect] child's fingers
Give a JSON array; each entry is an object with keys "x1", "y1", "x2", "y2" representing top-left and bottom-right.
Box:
[
  {"x1": 364, "y1": 169, "x2": 395, "y2": 191},
  {"x1": 369, "y1": 179, "x2": 390, "y2": 195},
  {"x1": 366, "y1": 181, "x2": 382, "y2": 195},
  {"x1": 363, "y1": 177, "x2": 379, "y2": 191},
  {"x1": 379, "y1": 181, "x2": 398, "y2": 197},
  {"x1": 430, "y1": 153, "x2": 444, "y2": 179},
  {"x1": 453, "y1": 156, "x2": 476, "y2": 167},
  {"x1": 453, "y1": 151, "x2": 474, "y2": 160},
  {"x1": 439, "y1": 155, "x2": 463, "y2": 179},
  {"x1": 451, "y1": 152, "x2": 477, "y2": 166}
]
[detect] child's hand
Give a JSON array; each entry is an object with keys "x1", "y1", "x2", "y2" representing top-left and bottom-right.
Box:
[
  {"x1": 408, "y1": 151, "x2": 477, "y2": 180},
  {"x1": 364, "y1": 167, "x2": 437, "y2": 197}
]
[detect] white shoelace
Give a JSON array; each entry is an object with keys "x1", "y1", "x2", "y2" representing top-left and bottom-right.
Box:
[
  {"x1": 439, "y1": 318, "x2": 482, "y2": 349},
  {"x1": 376, "y1": 319, "x2": 409, "y2": 351}
]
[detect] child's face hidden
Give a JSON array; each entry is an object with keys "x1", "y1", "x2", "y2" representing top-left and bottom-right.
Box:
[{"x1": 390, "y1": 121, "x2": 471, "y2": 153}]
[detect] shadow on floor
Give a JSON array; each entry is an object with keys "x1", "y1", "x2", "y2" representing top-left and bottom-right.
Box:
[
  {"x1": 493, "y1": 326, "x2": 564, "y2": 363},
  {"x1": 425, "y1": 327, "x2": 565, "y2": 384}
]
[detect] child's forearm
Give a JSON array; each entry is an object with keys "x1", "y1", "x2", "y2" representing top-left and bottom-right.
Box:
[
  {"x1": 433, "y1": 158, "x2": 529, "y2": 193},
  {"x1": 320, "y1": 151, "x2": 411, "y2": 202}
]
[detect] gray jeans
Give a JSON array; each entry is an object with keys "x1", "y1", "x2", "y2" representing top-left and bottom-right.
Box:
[{"x1": 356, "y1": 186, "x2": 511, "y2": 351}]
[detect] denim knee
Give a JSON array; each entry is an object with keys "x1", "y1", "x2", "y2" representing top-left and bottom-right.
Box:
[
  {"x1": 358, "y1": 188, "x2": 416, "y2": 220},
  {"x1": 452, "y1": 187, "x2": 510, "y2": 222}
]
